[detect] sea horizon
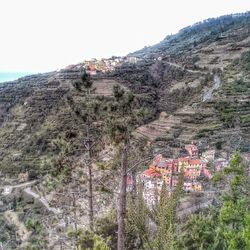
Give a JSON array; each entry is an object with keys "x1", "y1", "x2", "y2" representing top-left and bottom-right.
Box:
[{"x1": 0, "y1": 71, "x2": 35, "y2": 83}]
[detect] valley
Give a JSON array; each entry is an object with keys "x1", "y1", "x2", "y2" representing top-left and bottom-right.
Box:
[{"x1": 0, "y1": 12, "x2": 249, "y2": 249}]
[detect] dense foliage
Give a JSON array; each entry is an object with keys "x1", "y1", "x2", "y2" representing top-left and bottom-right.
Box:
[{"x1": 177, "y1": 153, "x2": 250, "y2": 250}]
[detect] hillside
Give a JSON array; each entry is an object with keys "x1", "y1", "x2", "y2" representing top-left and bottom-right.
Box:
[
  {"x1": 115, "y1": 12, "x2": 250, "y2": 154},
  {"x1": 0, "y1": 12, "x2": 250, "y2": 249}
]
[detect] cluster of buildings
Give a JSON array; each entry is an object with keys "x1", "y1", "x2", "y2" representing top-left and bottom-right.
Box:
[
  {"x1": 133, "y1": 144, "x2": 229, "y2": 206},
  {"x1": 82, "y1": 56, "x2": 140, "y2": 75},
  {"x1": 58, "y1": 56, "x2": 140, "y2": 79}
]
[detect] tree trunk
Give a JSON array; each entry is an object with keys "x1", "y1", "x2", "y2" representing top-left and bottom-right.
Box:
[
  {"x1": 86, "y1": 88, "x2": 94, "y2": 231},
  {"x1": 72, "y1": 192, "x2": 78, "y2": 231},
  {"x1": 86, "y1": 128, "x2": 94, "y2": 230},
  {"x1": 88, "y1": 163, "x2": 94, "y2": 230},
  {"x1": 117, "y1": 143, "x2": 128, "y2": 250},
  {"x1": 131, "y1": 168, "x2": 137, "y2": 202}
]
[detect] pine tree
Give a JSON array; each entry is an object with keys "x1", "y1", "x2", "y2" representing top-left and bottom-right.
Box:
[
  {"x1": 177, "y1": 152, "x2": 250, "y2": 250},
  {"x1": 127, "y1": 170, "x2": 184, "y2": 250},
  {"x1": 105, "y1": 85, "x2": 144, "y2": 250},
  {"x1": 218, "y1": 152, "x2": 249, "y2": 249},
  {"x1": 68, "y1": 70, "x2": 102, "y2": 231},
  {"x1": 153, "y1": 170, "x2": 184, "y2": 250},
  {"x1": 127, "y1": 183, "x2": 152, "y2": 249}
]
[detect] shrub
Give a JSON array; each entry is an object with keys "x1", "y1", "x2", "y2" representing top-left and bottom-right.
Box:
[
  {"x1": 215, "y1": 140, "x2": 223, "y2": 150},
  {"x1": 243, "y1": 51, "x2": 250, "y2": 71}
]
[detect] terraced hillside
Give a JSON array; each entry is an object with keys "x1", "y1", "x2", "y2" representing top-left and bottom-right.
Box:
[
  {"x1": 0, "y1": 12, "x2": 250, "y2": 249},
  {"x1": 1, "y1": 13, "x2": 249, "y2": 176},
  {"x1": 113, "y1": 13, "x2": 250, "y2": 153},
  {"x1": 130, "y1": 55, "x2": 250, "y2": 152},
  {"x1": 0, "y1": 69, "x2": 128, "y2": 176}
]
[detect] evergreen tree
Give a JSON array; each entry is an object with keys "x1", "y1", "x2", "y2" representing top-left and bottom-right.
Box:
[
  {"x1": 177, "y1": 152, "x2": 250, "y2": 250},
  {"x1": 105, "y1": 84, "x2": 145, "y2": 250},
  {"x1": 218, "y1": 152, "x2": 249, "y2": 249},
  {"x1": 68, "y1": 70, "x2": 102, "y2": 231},
  {"x1": 127, "y1": 170, "x2": 184, "y2": 250},
  {"x1": 127, "y1": 183, "x2": 152, "y2": 249},
  {"x1": 152, "y1": 170, "x2": 184, "y2": 250}
]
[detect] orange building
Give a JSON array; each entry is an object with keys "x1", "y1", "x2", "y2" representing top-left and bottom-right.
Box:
[
  {"x1": 178, "y1": 157, "x2": 204, "y2": 179},
  {"x1": 141, "y1": 145, "x2": 208, "y2": 195},
  {"x1": 184, "y1": 182, "x2": 202, "y2": 191}
]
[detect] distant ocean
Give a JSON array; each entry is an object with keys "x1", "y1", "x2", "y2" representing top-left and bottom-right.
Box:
[{"x1": 0, "y1": 72, "x2": 33, "y2": 83}]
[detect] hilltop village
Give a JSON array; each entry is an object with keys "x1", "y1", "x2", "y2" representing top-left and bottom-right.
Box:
[
  {"x1": 64, "y1": 56, "x2": 141, "y2": 76},
  {"x1": 130, "y1": 144, "x2": 229, "y2": 206}
]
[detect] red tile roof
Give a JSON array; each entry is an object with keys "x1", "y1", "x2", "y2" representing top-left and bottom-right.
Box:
[
  {"x1": 178, "y1": 157, "x2": 190, "y2": 162},
  {"x1": 178, "y1": 157, "x2": 203, "y2": 166},
  {"x1": 144, "y1": 169, "x2": 162, "y2": 178},
  {"x1": 185, "y1": 144, "x2": 198, "y2": 151},
  {"x1": 189, "y1": 159, "x2": 202, "y2": 165}
]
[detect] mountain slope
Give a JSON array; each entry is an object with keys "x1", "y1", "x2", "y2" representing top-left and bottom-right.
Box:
[
  {"x1": 114, "y1": 12, "x2": 250, "y2": 153},
  {"x1": 0, "y1": 11, "x2": 250, "y2": 249}
]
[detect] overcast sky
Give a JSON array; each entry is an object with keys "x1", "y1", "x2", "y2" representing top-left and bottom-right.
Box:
[{"x1": 0, "y1": 0, "x2": 249, "y2": 72}]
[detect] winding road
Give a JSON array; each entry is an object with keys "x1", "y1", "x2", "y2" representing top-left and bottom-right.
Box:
[
  {"x1": 24, "y1": 187, "x2": 61, "y2": 214},
  {"x1": 165, "y1": 61, "x2": 200, "y2": 74},
  {"x1": 203, "y1": 74, "x2": 221, "y2": 102},
  {"x1": 1, "y1": 180, "x2": 61, "y2": 215}
]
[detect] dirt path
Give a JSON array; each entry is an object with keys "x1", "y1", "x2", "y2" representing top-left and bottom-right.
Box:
[{"x1": 166, "y1": 61, "x2": 200, "y2": 74}]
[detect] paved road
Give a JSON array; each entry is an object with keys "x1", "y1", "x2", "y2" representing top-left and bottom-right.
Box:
[
  {"x1": 12, "y1": 180, "x2": 37, "y2": 189},
  {"x1": 1, "y1": 180, "x2": 61, "y2": 214},
  {"x1": 24, "y1": 187, "x2": 61, "y2": 214},
  {"x1": 203, "y1": 74, "x2": 221, "y2": 102},
  {"x1": 1, "y1": 180, "x2": 37, "y2": 196}
]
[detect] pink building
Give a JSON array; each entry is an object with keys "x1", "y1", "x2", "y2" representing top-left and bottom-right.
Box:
[
  {"x1": 215, "y1": 158, "x2": 228, "y2": 171},
  {"x1": 201, "y1": 167, "x2": 213, "y2": 179}
]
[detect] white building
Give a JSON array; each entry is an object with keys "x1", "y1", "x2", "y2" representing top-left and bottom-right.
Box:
[
  {"x1": 214, "y1": 158, "x2": 228, "y2": 171},
  {"x1": 201, "y1": 149, "x2": 215, "y2": 162},
  {"x1": 2, "y1": 186, "x2": 13, "y2": 195}
]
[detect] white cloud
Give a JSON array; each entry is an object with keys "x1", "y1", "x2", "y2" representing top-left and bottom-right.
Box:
[{"x1": 0, "y1": 0, "x2": 249, "y2": 72}]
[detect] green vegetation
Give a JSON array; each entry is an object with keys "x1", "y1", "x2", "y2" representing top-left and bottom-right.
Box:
[
  {"x1": 126, "y1": 171, "x2": 184, "y2": 250},
  {"x1": 243, "y1": 50, "x2": 250, "y2": 71},
  {"x1": 133, "y1": 12, "x2": 250, "y2": 58},
  {"x1": 220, "y1": 111, "x2": 235, "y2": 127},
  {"x1": 223, "y1": 78, "x2": 249, "y2": 94},
  {"x1": 240, "y1": 114, "x2": 250, "y2": 124},
  {"x1": 0, "y1": 11, "x2": 250, "y2": 250},
  {"x1": 195, "y1": 125, "x2": 221, "y2": 138},
  {"x1": 212, "y1": 171, "x2": 224, "y2": 184},
  {"x1": 177, "y1": 153, "x2": 250, "y2": 249},
  {"x1": 215, "y1": 140, "x2": 224, "y2": 150},
  {"x1": 196, "y1": 128, "x2": 214, "y2": 138},
  {"x1": 24, "y1": 218, "x2": 47, "y2": 250},
  {"x1": 67, "y1": 211, "x2": 116, "y2": 249},
  {"x1": 0, "y1": 215, "x2": 17, "y2": 249}
]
